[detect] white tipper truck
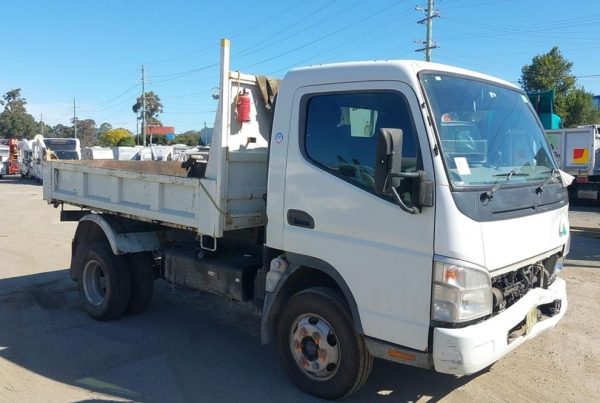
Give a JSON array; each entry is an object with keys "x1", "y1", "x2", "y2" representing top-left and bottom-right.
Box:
[{"x1": 43, "y1": 39, "x2": 569, "y2": 399}]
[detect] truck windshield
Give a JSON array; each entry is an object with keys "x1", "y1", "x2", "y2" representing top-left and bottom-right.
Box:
[{"x1": 420, "y1": 73, "x2": 556, "y2": 188}]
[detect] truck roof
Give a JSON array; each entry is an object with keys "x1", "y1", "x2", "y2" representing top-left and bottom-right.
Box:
[{"x1": 284, "y1": 59, "x2": 517, "y2": 91}]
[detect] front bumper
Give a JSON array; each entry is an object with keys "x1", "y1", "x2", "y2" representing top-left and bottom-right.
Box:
[{"x1": 433, "y1": 277, "x2": 567, "y2": 375}]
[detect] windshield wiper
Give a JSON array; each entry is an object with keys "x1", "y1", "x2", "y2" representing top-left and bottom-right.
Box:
[
  {"x1": 535, "y1": 168, "x2": 561, "y2": 195},
  {"x1": 492, "y1": 171, "x2": 530, "y2": 177},
  {"x1": 481, "y1": 170, "x2": 529, "y2": 204}
]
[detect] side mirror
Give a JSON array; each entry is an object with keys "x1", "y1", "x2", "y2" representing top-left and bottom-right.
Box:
[
  {"x1": 374, "y1": 128, "x2": 434, "y2": 213},
  {"x1": 374, "y1": 128, "x2": 403, "y2": 194}
]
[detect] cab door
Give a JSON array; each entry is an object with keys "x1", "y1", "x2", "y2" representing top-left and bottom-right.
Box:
[{"x1": 282, "y1": 81, "x2": 435, "y2": 350}]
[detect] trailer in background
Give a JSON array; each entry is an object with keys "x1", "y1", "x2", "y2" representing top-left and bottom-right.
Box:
[{"x1": 546, "y1": 125, "x2": 600, "y2": 201}]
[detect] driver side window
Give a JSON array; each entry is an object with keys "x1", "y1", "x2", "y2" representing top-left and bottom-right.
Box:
[{"x1": 303, "y1": 91, "x2": 419, "y2": 195}]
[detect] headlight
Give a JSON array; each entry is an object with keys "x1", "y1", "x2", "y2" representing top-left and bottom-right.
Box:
[{"x1": 432, "y1": 259, "x2": 492, "y2": 323}]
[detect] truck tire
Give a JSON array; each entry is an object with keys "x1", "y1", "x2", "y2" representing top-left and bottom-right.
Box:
[
  {"x1": 74, "y1": 243, "x2": 131, "y2": 320},
  {"x1": 125, "y1": 252, "x2": 155, "y2": 314},
  {"x1": 276, "y1": 287, "x2": 373, "y2": 400}
]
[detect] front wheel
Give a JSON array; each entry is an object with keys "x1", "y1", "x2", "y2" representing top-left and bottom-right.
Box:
[
  {"x1": 276, "y1": 287, "x2": 373, "y2": 400},
  {"x1": 73, "y1": 243, "x2": 131, "y2": 320}
]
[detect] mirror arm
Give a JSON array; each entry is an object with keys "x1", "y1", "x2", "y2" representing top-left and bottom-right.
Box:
[
  {"x1": 391, "y1": 170, "x2": 422, "y2": 179},
  {"x1": 389, "y1": 170, "x2": 428, "y2": 214},
  {"x1": 390, "y1": 186, "x2": 420, "y2": 214}
]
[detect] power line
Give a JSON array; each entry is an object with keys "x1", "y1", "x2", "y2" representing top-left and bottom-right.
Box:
[
  {"x1": 233, "y1": 0, "x2": 344, "y2": 61},
  {"x1": 144, "y1": 0, "x2": 310, "y2": 65},
  {"x1": 268, "y1": 7, "x2": 415, "y2": 74},
  {"x1": 239, "y1": 0, "x2": 405, "y2": 71},
  {"x1": 77, "y1": 84, "x2": 139, "y2": 113}
]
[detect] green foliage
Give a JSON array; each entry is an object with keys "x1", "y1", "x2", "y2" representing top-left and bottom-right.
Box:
[
  {"x1": 74, "y1": 118, "x2": 98, "y2": 147},
  {"x1": 52, "y1": 123, "x2": 74, "y2": 138},
  {"x1": 521, "y1": 47, "x2": 600, "y2": 127},
  {"x1": 98, "y1": 122, "x2": 113, "y2": 135},
  {"x1": 99, "y1": 128, "x2": 134, "y2": 146},
  {"x1": 173, "y1": 130, "x2": 200, "y2": 146},
  {"x1": 0, "y1": 88, "x2": 39, "y2": 139},
  {"x1": 133, "y1": 91, "x2": 163, "y2": 126},
  {"x1": 38, "y1": 122, "x2": 53, "y2": 136},
  {"x1": 117, "y1": 135, "x2": 136, "y2": 146},
  {"x1": 560, "y1": 88, "x2": 600, "y2": 128},
  {"x1": 520, "y1": 47, "x2": 576, "y2": 96}
]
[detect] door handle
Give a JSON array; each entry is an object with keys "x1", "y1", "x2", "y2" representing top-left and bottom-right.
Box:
[{"x1": 287, "y1": 209, "x2": 315, "y2": 229}]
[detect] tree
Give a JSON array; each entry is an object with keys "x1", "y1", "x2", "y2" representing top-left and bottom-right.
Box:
[
  {"x1": 99, "y1": 128, "x2": 134, "y2": 146},
  {"x1": 53, "y1": 123, "x2": 74, "y2": 138},
  {"x1": 520, "y1": 47, "x2": 576, "y2": 96},
  {"x1": 560, "y1": 88, "x2": 600, "y2": 128},
  {"x1": 38, "y1": 121, "x2": 53, "y2": 136},
  {"x1": 98, "y1": 122, "x2": 113, "y2": 136},
  {"x1": 0, "y1": 88, "x2": 39, "y2": 139},
  {"x1": 74, "y1": 118, "x2": 98, "y2": 147},
  {"x1": 132, "y1": 91, "x2": 163, "y2": 127},
  {"x1": 520, "y1": 47, "x2": 600, "y2": 126},
  {"x1": 173, "y1": 130, "x2": 200, "y2": 146}
]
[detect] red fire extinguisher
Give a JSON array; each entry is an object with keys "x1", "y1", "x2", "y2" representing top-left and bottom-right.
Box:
[{"x1": 236, "y1": 89, "x2": 251, "y2": 124}]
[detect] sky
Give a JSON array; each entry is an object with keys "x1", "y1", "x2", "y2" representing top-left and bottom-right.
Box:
[{"x1": 1, "y1": 0, "x2": 599, "y2": 134}]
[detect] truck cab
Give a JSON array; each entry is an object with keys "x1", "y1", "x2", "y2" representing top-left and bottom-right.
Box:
[{"x1": 265, "y1": 61, "x2": 568, "y2": 382}]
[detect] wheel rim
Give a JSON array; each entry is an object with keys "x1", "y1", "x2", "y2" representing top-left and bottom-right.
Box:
[
  {"x1": 82, "y1": 259, "x2": 107, "y2": 306},
  {"x1": 289, "y1": 313, "x2": 341, "y2": 381}
]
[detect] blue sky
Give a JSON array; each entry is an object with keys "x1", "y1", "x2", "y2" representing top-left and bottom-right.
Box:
[{"x1": 1, "y1": 0, "x2": 599, "y2": 133}]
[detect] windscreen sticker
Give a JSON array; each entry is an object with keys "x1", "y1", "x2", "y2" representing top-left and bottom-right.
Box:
[{"x1": 454, "y1": 157, "x2": 471, "y2": 175}]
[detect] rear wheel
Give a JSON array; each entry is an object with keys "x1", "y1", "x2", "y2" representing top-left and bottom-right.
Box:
[
  {"x1": 125, "y1": 252, "x2": 155, "y2": 314},
  {"x1": 74, "y1": 243, "x2": 131, "y2": 320},
  {"x1": 276, "y1": 287, "x2": 373, "y2": 400}
]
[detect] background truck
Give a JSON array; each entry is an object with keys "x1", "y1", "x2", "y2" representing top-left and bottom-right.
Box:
[
  {"x1": 0, "y1": 138, "x2": 19, "y2": 179},
  {"x1": 546, "y1": 125, "x2": 600, "y2": 201},
  {"x1": 43, "y1": 39, "x2": 569, "y2": 399}
]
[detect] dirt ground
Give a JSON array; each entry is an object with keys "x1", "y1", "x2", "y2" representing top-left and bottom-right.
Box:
[{"x1": 0, "y1": 177, "x2": 599, "y2": 402}]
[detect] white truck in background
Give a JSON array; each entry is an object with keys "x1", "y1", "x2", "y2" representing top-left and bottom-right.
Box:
[
  {"x1": 82, "y1": 146, "x2": 114, "y2": 160},
  {"x1": 17, "y1": 139, "x2": 34, "y2": 178},
  {"x1": 0, "y1": 143, "x2": 9, "y2": 178},
  {"x1": 43, "y1": 39, "x2": 569, "y2": 399},
  {"x1": 29, "y1": 136, "x2": 81, "y2": 182},
  {"x1": 546, "y1": 125, "x2": 600, "y2": 201}
]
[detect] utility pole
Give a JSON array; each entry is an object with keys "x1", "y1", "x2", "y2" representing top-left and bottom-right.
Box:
[
  {"x1": 73, "y1": 98, "x2": 78, "y2": 139},
  {"x1": 141, "y1": 65, "x2": 146, "y2": 147},
  {"x1": 415, "y1": 0, "x2": 439, "y2": 62},
  {"x1": 40, "y1": 113, "x2": 44, "y2": 136}
]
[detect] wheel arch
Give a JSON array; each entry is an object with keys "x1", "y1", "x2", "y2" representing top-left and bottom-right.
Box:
[
  {"x1": 261, "y1": 252, "x2": 364, "y2": 345},
  {"x1": 70, "y1": 214, "x2": 160, "y2": 280}
]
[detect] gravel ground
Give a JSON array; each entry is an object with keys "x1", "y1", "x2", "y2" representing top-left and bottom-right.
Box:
[{"x1": 0, "y1": 177, "x2": 599, "y2": 402}]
